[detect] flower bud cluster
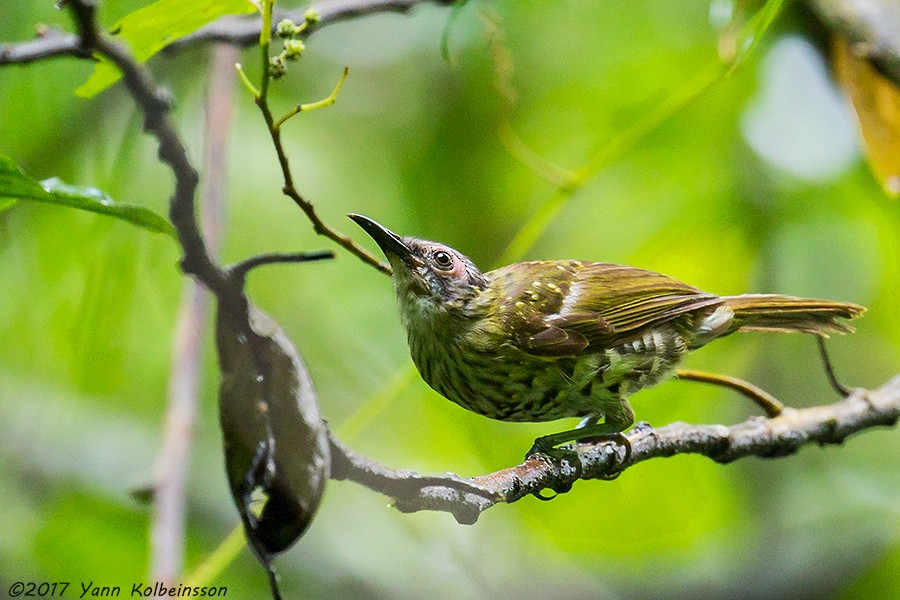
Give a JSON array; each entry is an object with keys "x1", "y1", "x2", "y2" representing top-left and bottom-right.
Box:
[{"x1": 269, "y1": 8, "x2": 321, "y2": 79}]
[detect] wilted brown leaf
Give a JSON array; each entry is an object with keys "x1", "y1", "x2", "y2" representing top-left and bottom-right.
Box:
[{"x1": 834, "y1": 35, "x2": 900, "y2": 196}]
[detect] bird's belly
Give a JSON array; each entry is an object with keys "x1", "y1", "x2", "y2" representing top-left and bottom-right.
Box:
[
  {"x1": 425, "y1": 352, "x2": 584, "y2": 422},
  {"x1": 413, "y1": 333, "x2": 685, "y2": 423}
]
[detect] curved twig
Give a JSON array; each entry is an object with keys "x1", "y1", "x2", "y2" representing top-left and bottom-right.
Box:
[{"x1": 228, "y1": 250, "x2": 335, "y2": 285}]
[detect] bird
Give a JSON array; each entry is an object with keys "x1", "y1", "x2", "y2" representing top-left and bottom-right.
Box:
[{"x1": 349, "y1": 213, "x2": 865, "y2": 467}]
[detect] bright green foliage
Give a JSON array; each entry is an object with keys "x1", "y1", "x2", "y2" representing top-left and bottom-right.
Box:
[
  {"x1": 0, "y1": 155, "x2": 175, "y2": 236},
  {"x1": 76, "y1": 0, "x2": 256, "y2": 97},
  {"x1": 1, "y1": 1, "x2": 898, "y2": 599}
]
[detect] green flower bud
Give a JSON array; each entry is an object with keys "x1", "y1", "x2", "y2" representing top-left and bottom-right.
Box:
[
  {"x1": 283, "y1": 39, "x2": 306, "y2": 60},
  {"x1": 303, "y1": 8, "x2": 321, "y2": 25},
  {"x1": 269, "y1": 55, "x2": 287, "y2": 79},
  {"x1": 276, "y1": 19, "x2": 297, "y2": 38}
]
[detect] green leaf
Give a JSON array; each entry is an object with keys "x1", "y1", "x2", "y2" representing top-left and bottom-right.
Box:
[
  {"x1": 76, "y1": 0, "x2": 257, "y2": 98},
  {"x1": 0, "y1": 155, "x2": 176, "y2": 237}
]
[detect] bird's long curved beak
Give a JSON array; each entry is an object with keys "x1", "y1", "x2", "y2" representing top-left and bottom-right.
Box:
[{"x1": 348, "y1": 213, "x2": 412, "y2": 262}]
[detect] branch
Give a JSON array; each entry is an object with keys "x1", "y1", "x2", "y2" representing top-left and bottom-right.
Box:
[
  {"x1": 175, "y1": 0, "x2": 455, "y2": 49},
  {"x1": 227, "y1": 251, "x2": 335, "y2": 287},
  {"x1": 0, "y1": 28, "x2": 85, "y2": 65},
  {"x1": 0, "y1": 0, "x2": 453, "y2": 66},
  {"x1": 329, "y1": 375, "x2": 900, "y2": 525}
]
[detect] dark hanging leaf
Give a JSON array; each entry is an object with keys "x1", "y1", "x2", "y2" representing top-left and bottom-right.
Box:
[
  {"x1": 216, "y1": 301, "x2": 329, "y2": 598},
  {"x1": 0, "y1": 155, "x2": 177, "y2": 236}
]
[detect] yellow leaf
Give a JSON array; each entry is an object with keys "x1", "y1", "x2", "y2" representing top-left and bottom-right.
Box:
[{"x1": 834, "y1": 35, "x2": 900, "y2": 196}]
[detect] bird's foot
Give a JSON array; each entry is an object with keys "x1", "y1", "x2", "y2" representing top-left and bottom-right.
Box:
[
  {"x1": 526, "y1": 427, "x2": 632, "y2": 492},
  {"x1": 525, "y1": 441, "x2": 581, "y2": 500}
]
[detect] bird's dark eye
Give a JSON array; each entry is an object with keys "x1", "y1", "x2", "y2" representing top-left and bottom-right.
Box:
[{"x1": 433, "y1": 250, "x2": 454, "y2": 270}]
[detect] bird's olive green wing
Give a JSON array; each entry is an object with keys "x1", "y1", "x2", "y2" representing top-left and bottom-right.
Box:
[{"x1": 489, "y1": 261, "x2": 721, "y2": 357}]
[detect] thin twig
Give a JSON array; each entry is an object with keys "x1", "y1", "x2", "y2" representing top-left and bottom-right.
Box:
[
  {"x1": 151, "y1": 282, "x2": 208, "y2": 584},
  {"x1": 181, "y1": 0, "x2": 458, "y2": 50},
  {"x1": 228, "y1": 250, "x2": 335, "y2": 284},
  {"x1": 674, "y1": 368, "x2": 785, "y2": 418},
  {"x1": 252, "y1": 3, "x2": 391, "y2": 275},
  {"x1": 275, "y1": 67, "x2": 349, "y2": 128},
  {"x1": 818, "y1": 335, "x2": 853, "y2": 396}
]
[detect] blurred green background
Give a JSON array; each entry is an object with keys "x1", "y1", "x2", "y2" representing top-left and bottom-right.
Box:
[{"x1": 1, "y1": 1, "x2": 898, "y2": 599}]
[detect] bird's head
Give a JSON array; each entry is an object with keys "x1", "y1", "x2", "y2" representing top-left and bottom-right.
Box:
[{"x1": 349, "y1": 214, "x2": 488, "y2": 320}]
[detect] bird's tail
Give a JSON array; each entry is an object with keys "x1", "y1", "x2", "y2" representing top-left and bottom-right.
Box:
[{"x1": 722, "y1": 294, "x2": 865, "y2": 336}]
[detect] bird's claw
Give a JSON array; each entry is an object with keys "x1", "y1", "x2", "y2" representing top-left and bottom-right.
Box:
[{"x1": 532, "y1": 489, "x2": 560, "y2": 501}]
